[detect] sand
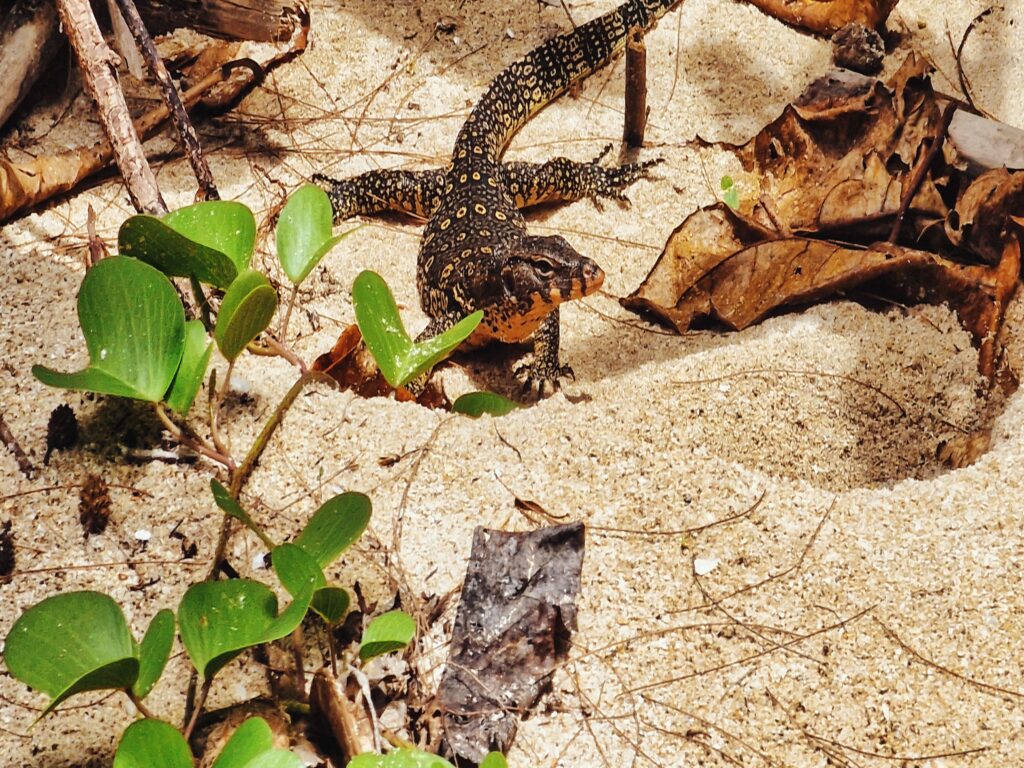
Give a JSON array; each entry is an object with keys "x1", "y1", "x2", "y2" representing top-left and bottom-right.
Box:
[{"x1": 2, "y1": 1, "x2": 1024, "y2": 765}]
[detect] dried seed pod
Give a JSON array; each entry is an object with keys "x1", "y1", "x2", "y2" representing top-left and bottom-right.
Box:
[
  {"x1": 0, "y1": 520, "x2": 14, "y2": 578},
  {"x1": 79, "y1": 474, "x2": 112, "y2": 537},
  {"x1": 45, "y1": 403, "x2": 78, "y2": 464}
]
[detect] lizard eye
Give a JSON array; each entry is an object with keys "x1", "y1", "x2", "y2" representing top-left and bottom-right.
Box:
[{"x1": 534, "y1": 259, "x2": 555, "y2": 277}]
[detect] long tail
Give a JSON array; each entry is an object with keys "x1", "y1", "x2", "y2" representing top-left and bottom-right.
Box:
[{"x1": 454, "y1": 0, "x2": 680, "y2": 162}]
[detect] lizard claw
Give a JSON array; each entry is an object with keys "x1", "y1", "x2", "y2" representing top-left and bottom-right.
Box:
[{"x1": 514, "y1": 359, "x2": 574, "y2": 398}]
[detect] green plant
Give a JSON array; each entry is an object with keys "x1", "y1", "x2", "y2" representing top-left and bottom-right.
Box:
[
  {"x1": 720, "y1": 174, "x2": 740, "y2": 210},
  {"x1": 10, "y1": 188, "x2": 456, "y2": 763},
  {"x1": 352, "y1": 270, "x2": 482, "y2": 389}
]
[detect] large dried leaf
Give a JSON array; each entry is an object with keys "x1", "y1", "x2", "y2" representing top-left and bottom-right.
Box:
[
  {"x1": 738, "y1": 55, "x2": 946, "y2": 238},
  {"x1": 743, "y1": 0, "x2": 900, "y2": 35},
  {"x1": 948, "y1": 169, "x2": 1024, "y2": 265},
  {"x1": 622, "y1": 204, "x2": 1019, "y2": 382}
]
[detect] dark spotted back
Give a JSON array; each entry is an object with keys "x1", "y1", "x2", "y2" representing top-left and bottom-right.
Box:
[{"x1": 418, "y1": 0, "x2": 679, "y2": 324}]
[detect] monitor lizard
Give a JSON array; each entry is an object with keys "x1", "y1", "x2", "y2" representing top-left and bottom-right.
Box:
[{"x1": 315, "y1": 0, "x2": 681, "y2": 394}]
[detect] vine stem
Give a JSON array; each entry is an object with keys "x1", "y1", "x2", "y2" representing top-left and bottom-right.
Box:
[
  {"x1": 124, "y1": 688, "x2": 157, "y2": 720},
  {"x1": 280, "y1": 283, "x2": 299, "y2": 341},
  {"x1": 182, "y1": 678, "x2": 211, "y2": 741},
  {"x1": 154, "y1": 403, "x2": 236, "y2": 471}
]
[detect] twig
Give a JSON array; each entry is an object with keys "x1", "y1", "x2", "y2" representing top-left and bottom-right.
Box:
[
  {"x1": 623, "y1": 31, "x2": 647, "y2": 148},
  {"x1": 0, "y1": 412, "x2": 33, "y2": 478},
  {"x1": 875, "y1": 617, "x2": 1024, "y2": 700},
  {"x1": 947, "y1": 8, "x2": 997, "y2": 119},
  {"x1": 111, "y1": 0, "x2": 219, "y2": 199},
  {"x1": 887, "y1": 100, "x2": 957, "y2": 244},
  {"x1": 55, "y1": 0, "x2": 166, "y2": 213}
]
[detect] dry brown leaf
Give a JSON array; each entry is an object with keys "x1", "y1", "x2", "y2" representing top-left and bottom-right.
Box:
[
  {"x1": 622, "y1": 204, "x2": 1019, "y2": 382},
  {"x1": 743, "y1": 0, "x2": 900, "y2": 35},
  {"x1": 948, "y1": 169, "x2": 1024, "y2": 265},
  {"x1": 312, "y1": 324, "x2": 450, "y2": 408},
  {"x1": 739, "y1": 55, "x2": 945, "y2": 238}
]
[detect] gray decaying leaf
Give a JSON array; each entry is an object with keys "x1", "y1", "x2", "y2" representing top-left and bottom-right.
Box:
[{"x1": 438, "y1": 522, "x2": 585, "y2": 765}]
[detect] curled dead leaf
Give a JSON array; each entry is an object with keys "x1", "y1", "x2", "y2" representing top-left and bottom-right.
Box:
[{"x1": 743, "y1": 0, "x2": 900, "y2": 35}]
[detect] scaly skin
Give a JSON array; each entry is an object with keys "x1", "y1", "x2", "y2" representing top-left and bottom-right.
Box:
[{"x1": 316, "y1": 0, "x2": 680, "y2": 393}]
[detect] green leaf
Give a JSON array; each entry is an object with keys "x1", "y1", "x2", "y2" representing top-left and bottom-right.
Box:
[
  {"x1": 310, "y1": 586, "x2": 350, "y2": 626},
  {"x1": 272, "y1": 543, "x2": 326, "y2": 599},
  {"x1": 119, "y1": 214, "x2": 236, "y2": 290},
  {"x1": 479, "y1": 753, "x2": 508, "y2": 768},
  {"x1": 210, "y1": 480, "x2": 275, "y2": 549},
  {"x1": 133, "y1": 609, "x2": 175, "y2": 699},
  {"x1": 164, "y1": 201, "x2": 256, "y2": 273},
  {"x1": 451, "y1": 392, "x2": 520, "y2": 418},
  {"x1": 4, "y1": 591, "x2": 138, "y2": 715},
  {"x1": 352, "y1": 270, "x2": 482, "y2": 388},
  {"x1": 211, "y1": 717, "x2": 274, "y2": 768},
  {"x1": 277, "y1": 184, "x2": 359, "y2": 284},
  {"x1": 32, "y1": 257, "x2": 185, "y2": 402},
  {"x1": 719, "y1": 175, "x2": 740, "y2": 210},
  {"x1": 242, "y1": 750, "x2": 304, "y2": 768},
  {"x1": 178, "y1": 576, "x2": 317, "y2": 681},
  {"x1": 359, "y1": 610, "x2": 415, "y2": 662},
  {"x1": 114, "y1": 719, "x2": 193, "y2": 768},
  {"x1": 214, "y1": 269, "x2": 278, "y2": 361},
  {"x1": 293, "y1": 492, "x2": 371, "y2": 568},
  {"x1": 165, "y1": 319, "x2": 213, "y2": 415},
  {"x1": 348, "y1": 748, "x2": 455, "y2": 768},
  {"x1": 119, "y1": 201, "x2": 256, "y2": 288}
]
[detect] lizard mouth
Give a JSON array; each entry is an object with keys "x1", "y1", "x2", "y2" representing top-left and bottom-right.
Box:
[{"x1": 581, "y1": 262, "x2": 605, "y2": 295}]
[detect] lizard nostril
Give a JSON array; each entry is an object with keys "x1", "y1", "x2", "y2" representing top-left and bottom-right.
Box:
[{"x1": 584, "y1": 263, "x2": 605, "y2": 290}]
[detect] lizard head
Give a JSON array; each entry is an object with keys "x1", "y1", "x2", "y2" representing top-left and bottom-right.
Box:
[
  {"x1": 471, "y1": 234, "x2": 604, "y2": 343},
  {"x1": 500, "y1": 234, "x2": 605, "y2": 307}
]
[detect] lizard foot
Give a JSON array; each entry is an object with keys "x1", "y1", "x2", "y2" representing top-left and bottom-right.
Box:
[
  {"x1": 586, "y1": 144, "x2": 664, "y2": 208},
  {"x1": 514, "y1": 358, "x2": 575, "y2": 398}
]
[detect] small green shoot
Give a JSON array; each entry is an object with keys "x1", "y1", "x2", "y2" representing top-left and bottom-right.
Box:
[
  {"x1": 720, "y1": 175, "x2": 740, "y2": 210},
  {"x1": 359, "y1": 609, "x2": 415, "y2": 661},
  {"x1": 113, "y1": 719, "x2": 193, "y2": 768},
  {"x1": 32, "y1": 257, "x2": 185, "y2": 402},
  {"x1": 3, "y1": 591, "x2": 172, "y2": 715},
  {"x1": 277, "y1": 184, "x2": 358, "y2": 284},
  {"x1": 352, "y1": 270, "x2": 482, "y2": 388},
  {"x1": 451, "y1": 392, "x2": 520, "y2": 418},
  {"x1": 310, "y1": 586, "x2": 351, "y2": 626},
  {"x1": 164, "y1": 319, "x2": 213, "y2": 415},
  {"x1": 479, "y1": 753, "x2": 508, "y2": 768},
  {"x1": 119, "y1": 201, "x2": 256, "y2": 289},
  {"x1": 214, "y1": 269, "x2": 278, "y2": 362},
  {"x1": 210, "y1": 480, "x2": 276, "y2": 549}
]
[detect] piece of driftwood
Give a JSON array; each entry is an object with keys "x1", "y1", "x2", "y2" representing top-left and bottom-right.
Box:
[
  {"x1": 0, "y1": 11, "x2": 308, "y2": 223},
  {"x1": 438, "y1": 522, "x2": 585, "y2": 764},
  {"x1": 135, "y1": 0, "x2": 298, "y2": 42},
  {"x1": 0, "y1": 0, "x2": 63, "y2": 132},
  {"x1": 56, "y1": 0, "x2": 166, "y2": 214}
]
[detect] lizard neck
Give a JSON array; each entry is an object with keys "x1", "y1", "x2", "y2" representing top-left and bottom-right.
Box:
[{"x1": 453, "y1": 0, "x2": 680, "y2": 163}]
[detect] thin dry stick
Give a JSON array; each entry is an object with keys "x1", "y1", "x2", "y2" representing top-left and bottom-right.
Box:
[
  {"x1": 55, "y1": 0, "x2": 166, "y2": 213},
  {"x1": 948, "y1": 8, "x2": 997, "y2": 119},
  {"x1": 111, "y1": 0, "x2": 219, "y2": 199},
  {"x1": 875, "y1": 617, "x2": 1024, "y2": 701},
  {"x1": 591, "y1": 490, "x2": 764, "y2": 538},
  {"x1": 887, "y1": 100, "x2": 957, "y2": 244},
  {"x1": 0, "y1": 412, "x2": 33, "y2": 478},
  {"x1": 623, "y1": 31, "x2": 647, "y2": 148}
]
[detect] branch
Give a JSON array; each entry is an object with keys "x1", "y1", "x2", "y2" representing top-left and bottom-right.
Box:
[{"x1": 55, "y1": 0, "x2": 166, "y2": 213}]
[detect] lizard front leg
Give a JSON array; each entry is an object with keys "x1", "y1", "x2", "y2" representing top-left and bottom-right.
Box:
[
  {"x1": 513, "y1": 309, "x2": 574, "y2": 396},
  {"x1": 313, "y1": 150, "x2": 660, "y2": 223}
]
